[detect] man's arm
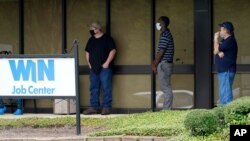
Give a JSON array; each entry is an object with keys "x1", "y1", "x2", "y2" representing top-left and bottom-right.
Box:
[
  {"x1": 213, "y1": 32, "x2": 224, "y2": 58},
  {"x1": 214, "y1": 40, "x2": 219, "y2": 55},
  {"x1": 102, "y1": 49, "x2": 116, "y2": 68},
  {"x1": 152, "y1": 48, "x2": 165, "y2": 73},
  {"x1": 85, "y1": 52, "x2": 91, "y2": 69},
  {"x1": 214, "y1": 32, "x2": 220, "y2": 55}
]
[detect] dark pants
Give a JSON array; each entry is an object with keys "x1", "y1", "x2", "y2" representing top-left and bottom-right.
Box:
[
  {"x1": 89, "y1": 68, "x2": 112, "y2": 109},
  {"x1": 0, "y1": 99, "x2": 23, "y2": 109}
]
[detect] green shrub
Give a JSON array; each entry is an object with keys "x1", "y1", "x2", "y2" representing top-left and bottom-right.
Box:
[
  {"x1": 213, "y1": 106, "x2": 226, "y2": 126},
  {"x1": 184, "y1": 109, "x2": 220, "y2": 136},
  {"x1": 224, "y1": 96, "x2": 250, "y2": 125}
]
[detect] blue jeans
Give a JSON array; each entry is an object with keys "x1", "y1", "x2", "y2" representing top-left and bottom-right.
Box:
[
  {"x1": 0, "y1": 99, "x2": 23, "y2": 109},
  {"x1": 89, "y1": 68, "x2": 112, "y2": 108},
  {"x1": 218, "y1": 71, "x2": 235, "y2": 105}
]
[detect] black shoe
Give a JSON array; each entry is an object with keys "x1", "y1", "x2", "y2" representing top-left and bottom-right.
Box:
[
  {"x1": 83, "y1": 108, "x2": 98, "y2": 115},
  {"x1": 101, "y1": 108, "x2": 111, "y2": 115}
]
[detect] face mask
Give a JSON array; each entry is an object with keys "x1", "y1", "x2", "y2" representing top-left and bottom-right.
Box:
[
  {"x1": 156, "y1": 23, "x2": 161, "y2": 31},
  {"x1": 89, "y1": 30, "x2": 95, "y2": 36},
  {"x1": 219, "y1": 32, "x2": 224, "y2": 38}
]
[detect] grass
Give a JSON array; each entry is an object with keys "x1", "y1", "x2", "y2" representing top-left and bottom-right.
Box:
[
  {"x1": 91, "y1": 111, "x2": 186, "y2": 137},
  {"x1": 0, "y1": 117, "x2": 76, "y2": 128},
  {"x1": 0, "y1": 110, "x2": 230, "y2": 141}
]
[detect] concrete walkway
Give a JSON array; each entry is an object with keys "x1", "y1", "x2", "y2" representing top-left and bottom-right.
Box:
[
  {"x1": 0, "y1": 113, "x2": 126, "y2": 119},
  {"x1": 0, "y1": 136, "x2": 169, "y2": 141}
]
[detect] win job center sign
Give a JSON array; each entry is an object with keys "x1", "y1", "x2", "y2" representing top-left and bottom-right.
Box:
[{"x1": 0, "y1": 58, "x2": 76, "y2": 97}]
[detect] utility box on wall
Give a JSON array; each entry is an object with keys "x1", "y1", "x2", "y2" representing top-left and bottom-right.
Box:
[{"x1": 53, "y1": 99, "x2": 76, "y2": 114}]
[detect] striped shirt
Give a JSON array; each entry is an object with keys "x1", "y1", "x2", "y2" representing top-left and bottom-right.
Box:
[{"x1": 157, "y1": 29, "x2": 174, "y2": 62}]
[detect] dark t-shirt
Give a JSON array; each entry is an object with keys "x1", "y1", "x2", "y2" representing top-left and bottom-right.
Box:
[
  {"x1": 85, "y1": 34, "x2": 116, "y2": 74},
  {"x1": 215, "y1": 35, "x2": 238, "y2": 73}
]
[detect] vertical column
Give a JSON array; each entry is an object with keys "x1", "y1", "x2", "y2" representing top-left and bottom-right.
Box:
[
  {"x1": 106, "y1": 0, "x2": 111, "y2": 35},
  {"x1": 19, "y1": 0, "x2": 24, "y2": 54},
  {"x1": 151, "y1": 0, "x2": 156, "y2": 111},
  {"x1": 62, "y1": 0, "x2": 67, "y2": 53},
  {"x1": 194, "y1": 0, "x2": 213, "y2": 108}
]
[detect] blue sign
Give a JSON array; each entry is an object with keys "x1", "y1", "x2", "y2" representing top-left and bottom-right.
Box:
[{"x1": 9, "y1": 60, "x2": 55, "y2": 82}]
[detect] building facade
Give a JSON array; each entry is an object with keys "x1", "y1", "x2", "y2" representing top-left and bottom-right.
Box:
[{"x1": 0, "y1": 0, "x2": 250, "y2": 113}]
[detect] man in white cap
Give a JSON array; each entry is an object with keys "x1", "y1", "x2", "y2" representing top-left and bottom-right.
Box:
[{"x1": 84, "y1": 22, "x2": 116, "y2": 115}]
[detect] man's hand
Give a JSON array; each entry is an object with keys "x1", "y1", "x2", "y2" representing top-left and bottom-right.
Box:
[
  {"x1": 88, "y1": 64, "x2": 92, "y2": 69},
  {"x1": 102, "y1": 62, "x2": 109, "y2": 68},
  {"x1": 102, "y1": 49, "x2": 116, "y2": 69},
  {"x1": 86, "y1": 52, "x2": 92, "y2": 69},
  {"x1": 151, "y1": 63, "x2": 157, "y2": 74},
  {"x1": 214, "y1": 31, "x2": 220, "y2": 40},
  {"x1": 218, "y1": 52, "x2": 224, "y2": 58},
  {"x1": 152, "y1": 48, "x2": 165, "y2": 74}
]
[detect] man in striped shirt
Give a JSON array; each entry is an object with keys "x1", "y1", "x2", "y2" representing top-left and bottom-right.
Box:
[{"x1": 152, "y1": 16, "x2": 174, "y2": 110}]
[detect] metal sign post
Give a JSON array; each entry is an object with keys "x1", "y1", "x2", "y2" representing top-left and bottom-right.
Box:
[{"x1": 73, "y1": 40, "x2": 81, "y2": 135}]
